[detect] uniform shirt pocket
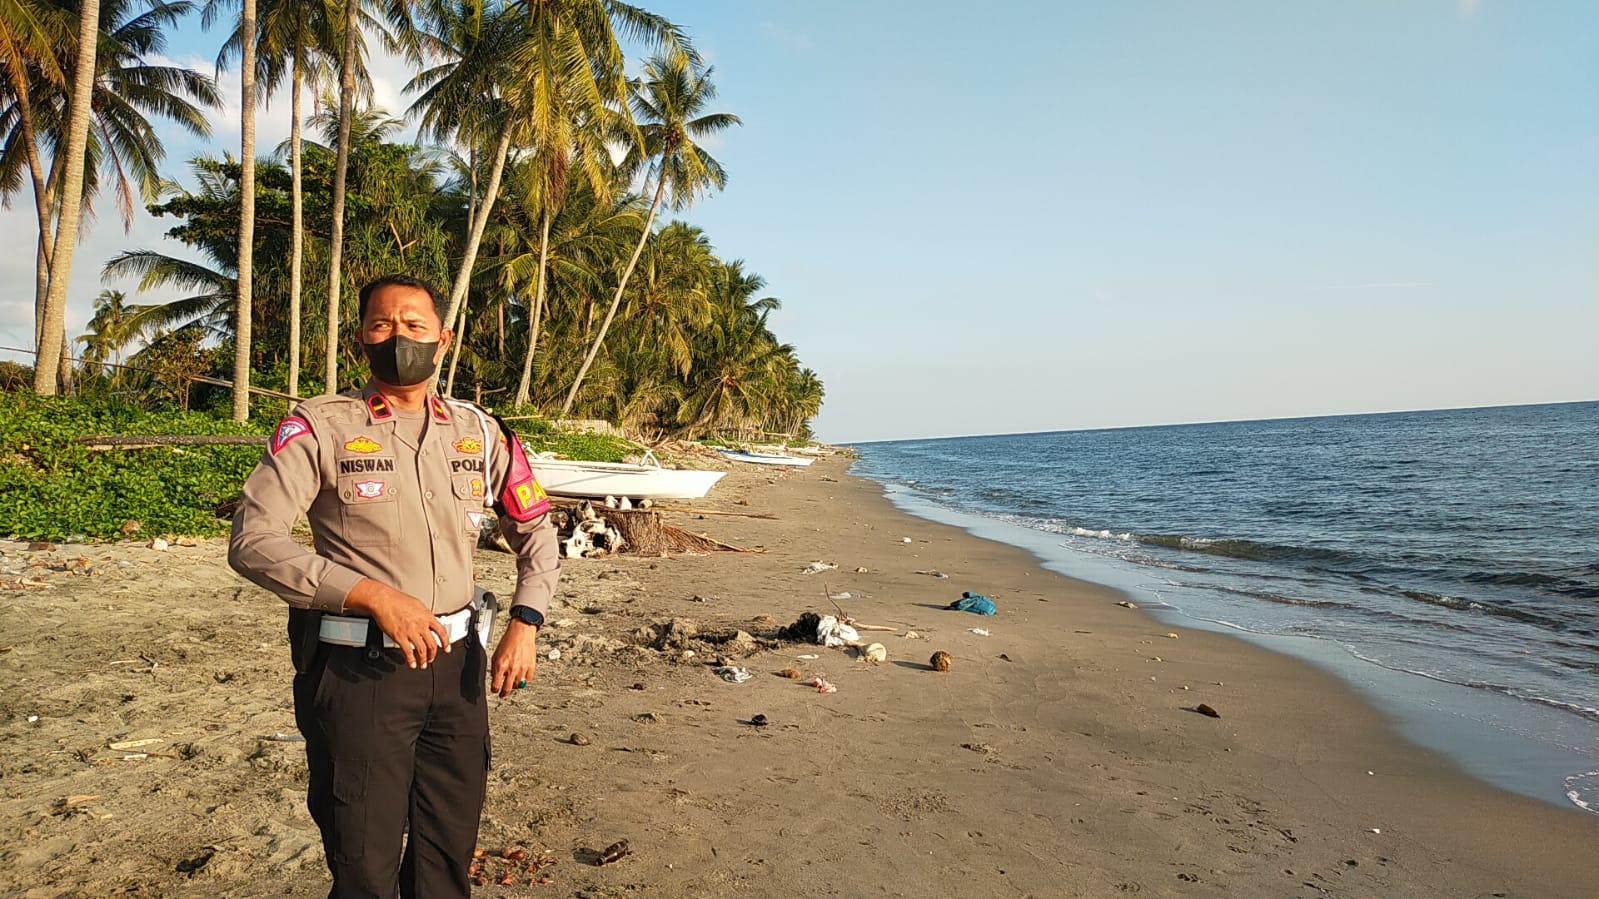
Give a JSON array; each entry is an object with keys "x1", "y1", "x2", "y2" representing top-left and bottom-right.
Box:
[
  {"x1": 336, "y1": 473, "x2": 400, "y2": 547},
  {"x1": 452, "y1": 474, "x2": 488, "y2": 536}
]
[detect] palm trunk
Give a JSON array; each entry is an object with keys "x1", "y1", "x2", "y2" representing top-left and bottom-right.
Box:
[
  {"x1": 35, "y1": 238, "x2": 49, "y2": 343},
  {"x1": 443, "y1": 306, "x2": 468, "y2": 395},
  {"x1": 443, "y1": 304, "x2": 466, "y2": 394},
  {"x1": 5, "y1": 58, "x2": 54, "y2": 298},
  {"x1": 512, "y1": 210, "x2": 552, "y2": 407},
  {"x1": 559, "y1": 173, "x2": 666, "y2": 416},
  {"x1": 233, "y1": 0, "x2": 258, "y2": 421},
  {"x1": 286, "y1": 31, "x2": 305, "y2": 398},
  {"x1": 438, "y1": 120, "x2": 513, "y2": 383},
  {"x1": 466, "y1": 145, "x2": 477, "y2": 238},
  {"x1": 324, "y1": 0, "x2": 360, "y2": 394},
  {"x1": 34, "y1": 0, "x2": 101, "y2": 395},
  {"x1": 58, "y1": 328, "x2": 72, "y2": 394}
]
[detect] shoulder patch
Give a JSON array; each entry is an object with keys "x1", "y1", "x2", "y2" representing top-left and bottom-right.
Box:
[{"x1": 271, "y1": 416, "x2": 311, "y2": 455}]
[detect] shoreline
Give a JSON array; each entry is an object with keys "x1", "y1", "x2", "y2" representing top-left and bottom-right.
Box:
[
  {"x1": 870, "y1": 480, "x2": 1599, "y2": 816},
  {"x1": 1, "y1": 456, "x2": 1595, "y2": 897}
]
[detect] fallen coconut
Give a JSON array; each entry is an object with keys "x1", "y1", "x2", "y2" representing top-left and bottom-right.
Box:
[{"x1": 930, "y1": 651, "x2": 952, "y2": 672}]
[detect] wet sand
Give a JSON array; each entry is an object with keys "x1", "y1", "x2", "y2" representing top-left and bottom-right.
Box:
[{"x1": 1, "y1": 456, "x2": 1594, "y2": 897}]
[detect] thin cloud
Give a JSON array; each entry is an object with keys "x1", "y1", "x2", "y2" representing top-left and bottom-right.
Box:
[
  {"x1": 1319, "y1": 281, "x2": 1435, "y2": 291},
  {"x1": 758, "y1": 21, "x2": 810, "y2": 53},
  {"x1": 1457, "y1": 0, "x2": 1481, "y2": 19}
]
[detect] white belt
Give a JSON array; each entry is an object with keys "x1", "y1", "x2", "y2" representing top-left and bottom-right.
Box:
[{"x1": 319, "y1": 606, "x2": 474, "y2": 648}]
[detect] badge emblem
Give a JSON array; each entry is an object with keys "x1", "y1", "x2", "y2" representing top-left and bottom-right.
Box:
[
  {"x1": 470, "y1": 478, "x2": 484, "y2": 498},
  {"x1": 344, "y1": 436, "x2": 382, "y2": 454},
  {"x1": 271, "y1": 416, "x2": 310, "y2": 455},
  {"x1": 453, "y1": 437, "x2": 483, "y2": 455},
  {"x1": 354, "y1": 481, "x2": 384, "y2": 499},
  {"x1": 466, "y1": 510, "x2": 485, "y2": 529}
]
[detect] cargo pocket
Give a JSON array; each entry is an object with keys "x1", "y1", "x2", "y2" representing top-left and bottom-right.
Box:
[
  {"x1": 336, "y1": 473, "x2": 400, "y2": 547},
  {"x1": 329, "y1": 757, "x2": 369, "y2": 864}
]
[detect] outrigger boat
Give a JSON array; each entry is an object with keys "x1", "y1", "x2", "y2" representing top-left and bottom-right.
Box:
[
  {"x1": 715, "y1": 447, "x2": 815, "y2": 467},
  {"x1": 525, "y1": 450, "x2": 726, "y2": 500}
]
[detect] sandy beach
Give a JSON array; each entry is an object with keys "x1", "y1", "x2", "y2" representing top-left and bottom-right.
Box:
[{"x1": 1, "y1": 456, "x2": 1595, "y2": 898}]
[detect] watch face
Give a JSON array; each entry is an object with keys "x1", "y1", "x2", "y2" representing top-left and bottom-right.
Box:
[{"x1": 515, "y1": 607, "x2": 542, "y2": 626}]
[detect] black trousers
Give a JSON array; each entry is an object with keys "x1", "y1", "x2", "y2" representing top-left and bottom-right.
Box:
[{"x1": 293, "y1": 635, "x2": 489, "y2": 899}]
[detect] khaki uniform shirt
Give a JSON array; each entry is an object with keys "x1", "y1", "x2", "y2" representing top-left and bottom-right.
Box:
[{"x1": 228, "y1": 383, "x2": 559, "y2": 623}]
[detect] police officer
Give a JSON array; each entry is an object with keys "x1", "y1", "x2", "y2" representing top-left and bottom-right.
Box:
[{"x1": 228, "y1": 274, "x2": 560, "y2": 898}]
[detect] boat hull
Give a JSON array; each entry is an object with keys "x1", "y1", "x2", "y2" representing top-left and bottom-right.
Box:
[
  {"x1": 716, "y1": 449, "x2": 815, "y2": 467},
  {"x1": 527, "y1": 460, "x2": 726, "y2": 499}
]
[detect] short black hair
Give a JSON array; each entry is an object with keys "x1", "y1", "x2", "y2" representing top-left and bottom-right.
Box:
[{"x1": 357, "y1": 275, "x2": 448, "y2": 326}]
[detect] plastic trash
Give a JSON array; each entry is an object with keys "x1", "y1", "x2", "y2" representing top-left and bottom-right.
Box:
[
  {"x1": 948, "y1": 591, "x2": 997, "y2": 615},
  {"x1": 713, "y1": 665, "x2": 752, "y2": 684},
  {"x1": 968, "y1": 627, "x2": 990, "y2": 637},
  {"x1": 815, "y1": 615, "x2": 860, "y2": 647},
  {"x1": 801, "y1": 561, "x2": 837, "y2": 574},
  {"x1": 806, "y1": 676, "x2": 837, "y2": 694}
]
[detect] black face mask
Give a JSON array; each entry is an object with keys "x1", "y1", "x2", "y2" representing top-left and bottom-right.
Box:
[{"x1": 362, "y1": 334, "x2": 440, "y2": 387}]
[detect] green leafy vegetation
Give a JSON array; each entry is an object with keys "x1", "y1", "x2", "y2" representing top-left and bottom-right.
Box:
[
  {"x1": 518, "y1": 427, "x2": 638, "y2": 464},
  {"x1": 0, "y1": 393, "x2": 265, "y2": 541},
  {"x1": 0, "y1": 393, "x2": 644, "y2": 540}
]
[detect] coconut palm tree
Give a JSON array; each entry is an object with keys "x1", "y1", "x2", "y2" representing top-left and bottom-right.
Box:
[
  {"x1": 619, "y1": 219, "x2": 712, "y2": 379},
  {"x1": 30, "y1": 0, "x2": 95, "y2": 393},
  {"x1": 2, "y1": 0, "x2": 218, "y2": 392},
  {"x1": 559, "y1": 51, "x2": 737, "y2": 415},
  {"x1": 409, "y1": 0, "x2": 692, "y2": 404},
  {"x1": 0, "y1": 0, "x2": 69, "y2": 346},
  {"x1": 320, "y1": 0, "x2": 418, "y2": 393},
  {"x1": 321, "y1": 0, "x2": 358, "y2": 392},
  {"x1": 479, "y1": 160, "x2": 640, "y2": 404},
  {"x1": 231, "y1": 0, "x2": 258, "y2": 420},
  {"x1": 77, "y1": 287, "x2": 143, "y2": 383},
  {"x1": 207, "y1": 0, "x2": 341, "y2": 398},
  {"x1": 675, "y1": 260, "x2": 783, "y2": 436}
]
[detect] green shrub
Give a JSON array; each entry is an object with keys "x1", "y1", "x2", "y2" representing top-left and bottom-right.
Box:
[
  {"x1": 0, "y1": 393, "x2": 266, "y2": 541},
  {"x1": 0, "y1": 393, "x2": 644, "y2": 540}
]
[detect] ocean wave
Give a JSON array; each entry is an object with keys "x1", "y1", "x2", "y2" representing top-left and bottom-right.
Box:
[
  {"x1": 1135, "y1": 533, "x2": 1360, "y2": 564},
  {"x1": 1337, "y1": 648, "x2": 1599, "y2": 725},
  {"x1": 1393, "y1": 589, "x2": 1566, "y2": 629},
  {"x1": 1464, "y1": 569, "x2": 1599, "y2": 599}
]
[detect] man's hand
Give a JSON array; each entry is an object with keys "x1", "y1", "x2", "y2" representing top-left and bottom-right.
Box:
[
  {"x1": 343, "y1": 578, "x2": 450, "y2": 669},
  {"x1": 490, "y1": 619, "x2": 539, "y2": 698}
]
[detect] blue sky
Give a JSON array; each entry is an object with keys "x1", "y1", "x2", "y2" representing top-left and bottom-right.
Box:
[{"x1": 4, "y1": 0, "x2": 1595, "y2": 441}]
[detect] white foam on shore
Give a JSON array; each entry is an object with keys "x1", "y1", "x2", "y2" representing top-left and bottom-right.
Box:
[{"x1": 1564, "y1": 770, "x2": 1599, "y2": 813}]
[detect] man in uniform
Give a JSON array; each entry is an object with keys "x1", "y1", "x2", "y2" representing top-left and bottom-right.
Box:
[{"x1": 228, "y1": 274, "x2": 560, "y2": 898}]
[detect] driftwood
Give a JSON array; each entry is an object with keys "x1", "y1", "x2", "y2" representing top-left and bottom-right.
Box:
[
  {"x1": 78, "y1": 435, "x2": 269, "y2": 449},
  {"x1": 651, "y1": 506, "x2": 777, "y2": 520},
  {"x1": 592, "y1": 508, "x2": 760, "y2": 555}
]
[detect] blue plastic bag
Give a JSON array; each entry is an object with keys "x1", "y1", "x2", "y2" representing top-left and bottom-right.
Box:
[{"x1": 948, "y1": 591, "x2": 996, "y2": 615}]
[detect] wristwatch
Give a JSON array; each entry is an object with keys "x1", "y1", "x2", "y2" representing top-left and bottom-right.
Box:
[{"x1": 508, "y1": 606, "x2": 544, "y2": 629}]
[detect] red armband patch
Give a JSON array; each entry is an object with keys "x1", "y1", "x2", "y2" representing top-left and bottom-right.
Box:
[
  {"x1": 498, "y1": 428, "x2": 550, "y2": 522},
  {"x1": 271, "y1": 416, "x2": 311, "y2": 455}
]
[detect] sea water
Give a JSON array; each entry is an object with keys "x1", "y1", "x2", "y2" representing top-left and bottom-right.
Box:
[{"x1": 849, "y1": 401, "x2": 1599, "y2": 815}]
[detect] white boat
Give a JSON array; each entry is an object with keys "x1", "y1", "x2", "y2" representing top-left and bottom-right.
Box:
[
  {"x1": 526, "y1": 451, "x2": 726, "y2": 499},
  {"x1": 716, "y1": 447, "x2": 815, "y2": 467}
]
